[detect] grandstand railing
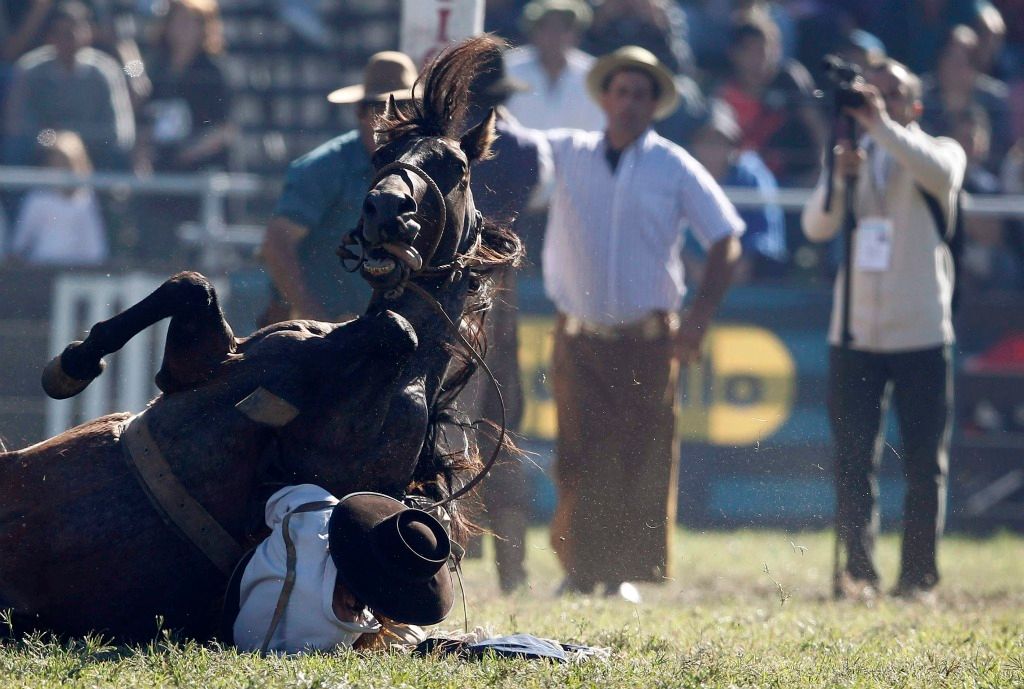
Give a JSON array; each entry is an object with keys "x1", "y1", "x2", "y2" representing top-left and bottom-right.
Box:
[{"x1": 0, "y1": 167, "x2": 275, "y2": 272}]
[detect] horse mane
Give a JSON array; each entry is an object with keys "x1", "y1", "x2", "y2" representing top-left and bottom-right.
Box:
[{"x1": 378, "y1": 35, "x2": 506, "y2": 142}]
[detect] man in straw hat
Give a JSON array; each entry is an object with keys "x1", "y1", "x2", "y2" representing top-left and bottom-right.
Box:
[
  {"x1": 260, "y1": 51, "x2": 417, "y2": 324},
  {"x1": 505, "y1": 0, "x2": 604, "y2": 131},
  {"x1": 543, "y1": 46, "x2": 744, "y2": 595},
  {"x1": 232, "y1": 484, "x2": 453, "y2": 653}
]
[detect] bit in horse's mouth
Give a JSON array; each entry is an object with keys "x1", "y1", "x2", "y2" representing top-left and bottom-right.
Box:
[{"x1": 362, "y1": 255, "x2": 397, "y2": 277}]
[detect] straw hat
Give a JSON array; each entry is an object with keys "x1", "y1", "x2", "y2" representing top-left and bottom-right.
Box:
[
  {"x1": 328, "y1": 492, "x2": 453, "y2": 626},
  {"x1": 586, "y1": 46, "x2": 680, "y2": 120},
  {"x1": 521, "y1": 0, "x2": 593, "y2": 32},
  {"x1": 327, "y1": 51, "x2": 417, "y2": 104}
]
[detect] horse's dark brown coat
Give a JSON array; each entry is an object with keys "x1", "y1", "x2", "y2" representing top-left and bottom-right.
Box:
[{"x1": 0, "y1": 36, "x2": 520, "y2": 641}]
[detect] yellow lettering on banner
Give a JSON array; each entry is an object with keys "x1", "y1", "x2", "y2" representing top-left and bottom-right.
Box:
[
  {"x1": 517, "y1": 315, "x2": 558, "y2": 440},
  {"x1": 517, "y1": 318, "x2": 796, "y2": 446}
]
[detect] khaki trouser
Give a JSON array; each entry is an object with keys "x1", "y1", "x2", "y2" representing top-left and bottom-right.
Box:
[{"x1": 549, "y1": 313, "x2": 680, "y2": 588}]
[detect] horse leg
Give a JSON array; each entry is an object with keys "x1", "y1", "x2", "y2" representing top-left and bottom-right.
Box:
[{"x1": 42, "y1": 271, "x2": 236, "y2": 399}]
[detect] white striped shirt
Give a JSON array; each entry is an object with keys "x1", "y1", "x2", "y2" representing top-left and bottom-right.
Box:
[{"x1": 542, "y1": 128, "x2": 745, "y2": 326}]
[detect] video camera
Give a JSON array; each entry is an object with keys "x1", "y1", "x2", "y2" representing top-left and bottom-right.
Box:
[{"x1": 822, "y1": 55, "x2": 867, "y2": 110}]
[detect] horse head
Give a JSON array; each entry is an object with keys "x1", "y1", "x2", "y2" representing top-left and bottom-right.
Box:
[{"x1": 343, "y1": 36, "x2": 501, "y2": 299}]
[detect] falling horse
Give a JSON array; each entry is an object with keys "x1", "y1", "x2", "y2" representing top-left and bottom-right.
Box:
[{"x1": 0, "y1": 36, "x2": 521, "y2": 641}]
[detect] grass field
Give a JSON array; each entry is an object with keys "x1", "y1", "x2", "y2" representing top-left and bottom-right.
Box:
[{"x1": 2, "y1": 529, "x2": 1022, "y2": 688}]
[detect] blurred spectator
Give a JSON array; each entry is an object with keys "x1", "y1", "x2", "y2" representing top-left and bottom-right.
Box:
[
  {"x1": 584, "y1": 0, "x2": 692, "y2": 76},
  {"x1": 688, "y1": 0, "x2": 799, "y2": 81},
  {"x1": 136, "y1": 0, "x2": 233, "y2": 175},
  {"x1": 505, "y1": 0, "x2": 604, "y2": 131},
  {"x1": 869, "y1": 0, "x2": 982, "y2": 75},
  {"x1": 11, "y1": 130, "x2": 108, "y2": 266},
  {"x1": 716, "y1": 14, "x2": 825, "y2": 185},
  {"x1": 132, "y1": 0, "x2": 232, "y2": 263},
  {"x1": 687, "y1": 101, "x2": 787, "y2": 282},
  {"x1": 951, "y1": 107, "x2": 1022, "y2": 289},
  {"x1": 921, "y1": 24, "x2": 1012, "y2": 172},
  {"x1": 3, "y1": 1, "x2": 134, "y2": 169}
]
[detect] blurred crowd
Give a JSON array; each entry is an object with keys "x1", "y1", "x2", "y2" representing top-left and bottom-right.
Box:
[{"x1": 0, "y1": 0, "x2": 1022, "y2": 291}]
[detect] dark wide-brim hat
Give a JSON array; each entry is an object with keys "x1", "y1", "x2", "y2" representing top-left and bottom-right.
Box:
[
  {"x1": 328, "y1": 51, "x2": 418, "y2": 104},
  {"x1": 328, "y1": 492, "x2": 453, "y2": 626},
  {"x1": 586, "y1": 46, "x2": 680, "y2": 120}
]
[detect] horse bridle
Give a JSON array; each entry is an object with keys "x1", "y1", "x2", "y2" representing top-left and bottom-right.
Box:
[
  {"x1": 339, "y1": 160, "x2": 483, "y2": 292},
  {"x1": 338, "y1": 159, "x2": 504, "y2": 512}
]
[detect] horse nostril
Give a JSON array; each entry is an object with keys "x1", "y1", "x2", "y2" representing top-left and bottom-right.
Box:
[{"x1": 398, "y1": 193, "x2": 416, "y2": 216}]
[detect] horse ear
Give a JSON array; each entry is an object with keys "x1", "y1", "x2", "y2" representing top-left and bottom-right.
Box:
[
  {"x1": 384, "y1": 94, "x2": 398, "y2": 120},
  {"x1": 460, "y1": 108, "x2": 497, "y2": 163}
]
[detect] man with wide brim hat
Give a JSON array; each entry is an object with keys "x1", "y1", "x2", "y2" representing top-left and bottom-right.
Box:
[
  {"x1": 542, "y1": 44, "x2": 744, "y2": 596},
  {"x1": 233, "y1": 485, "x2": 453, "y2": 653},
  {"x1": 260, "y1": 50, "x2": 418, "y2": 326},
  {"x1": 329, "y1": 492, "x2": 453, "y2": 627},
  {"x1": 326, "y1": 51, "x2": 418, "y2": 104},
  {"x1": 505, "y1": 0, "x2": 604, "y2": 131},
  {"x1": 585, "y1": 45, "x2": 680, "y2": 121}
]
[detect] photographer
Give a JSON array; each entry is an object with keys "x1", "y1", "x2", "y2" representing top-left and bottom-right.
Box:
[{"x1": 802, "y1": 58, "x2": 966, "y2": 603}]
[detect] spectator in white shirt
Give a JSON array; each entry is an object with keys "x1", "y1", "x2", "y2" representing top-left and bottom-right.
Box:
[
  {"x1": 11, "y1": 130, "x2": 108, "y2": 267},
  {"x1": 232, "y1": 485, "x2": 453, "y2": 654},
  {"x1": 505, "y1": 0, "x2": 605, "y2": 132},
  {"x1": 544, "y1": 46, "x2": 744, "y2": 595}
]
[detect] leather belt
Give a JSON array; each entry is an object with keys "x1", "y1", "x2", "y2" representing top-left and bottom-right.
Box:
[{"x1": 561, "y1": 311, "x2": 678, "y2": 341}]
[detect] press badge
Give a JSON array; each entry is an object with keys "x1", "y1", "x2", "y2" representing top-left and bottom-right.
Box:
[{"x1": 855, "y1": 217, "x2": 893, "y2": 272}]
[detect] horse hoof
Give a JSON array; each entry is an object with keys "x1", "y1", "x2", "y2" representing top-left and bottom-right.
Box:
[{"x1": 41, "y1": 343, "x2": 104, "y2": 399}]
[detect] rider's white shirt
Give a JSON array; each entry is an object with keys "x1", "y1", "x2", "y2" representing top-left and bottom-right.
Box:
[{"x1": 233, "y1": 484, "x2": 378, "y2": 654}]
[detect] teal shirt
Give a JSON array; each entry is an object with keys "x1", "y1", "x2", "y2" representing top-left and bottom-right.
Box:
[{"x1": 273, "y1": 130, "x2": 373, "y2": 318}]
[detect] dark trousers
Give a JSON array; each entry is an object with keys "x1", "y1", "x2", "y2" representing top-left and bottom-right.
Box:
[
  {"x1": 550, "y1": 315, "x2": 680, "y2": 589},
  {"x1": 828, "y1": 345, "x2": 952, "y2": 588}
]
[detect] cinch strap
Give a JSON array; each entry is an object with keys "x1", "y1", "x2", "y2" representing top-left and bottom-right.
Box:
[{"x1": 121, "y1": 410, "x2": 244, "y2": 576}]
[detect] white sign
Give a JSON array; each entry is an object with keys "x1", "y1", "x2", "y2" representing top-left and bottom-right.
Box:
[{"x1": 400, "y1": 0, "x2": 484, "y2": 68}]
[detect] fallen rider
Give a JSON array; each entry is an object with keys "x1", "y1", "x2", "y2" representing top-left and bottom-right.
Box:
[{"x1": 231, "y1": 485, "x2": 455, "y2": 654}]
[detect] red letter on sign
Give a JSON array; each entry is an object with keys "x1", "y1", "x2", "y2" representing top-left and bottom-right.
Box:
[{"x1": 436, "y1": 7, "x2": 451, "y2": 42}]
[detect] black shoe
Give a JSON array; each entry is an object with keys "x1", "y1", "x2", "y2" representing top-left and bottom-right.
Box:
[
  {"x1": 891, "y1": 580, "x2": 938, "y2": 606},
  {"x1": 555, "y1": 576, "x2": 594, "y2": 596},
  {"x1": 834, "y1": 571, "x2": 879, "y2": 603}
]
